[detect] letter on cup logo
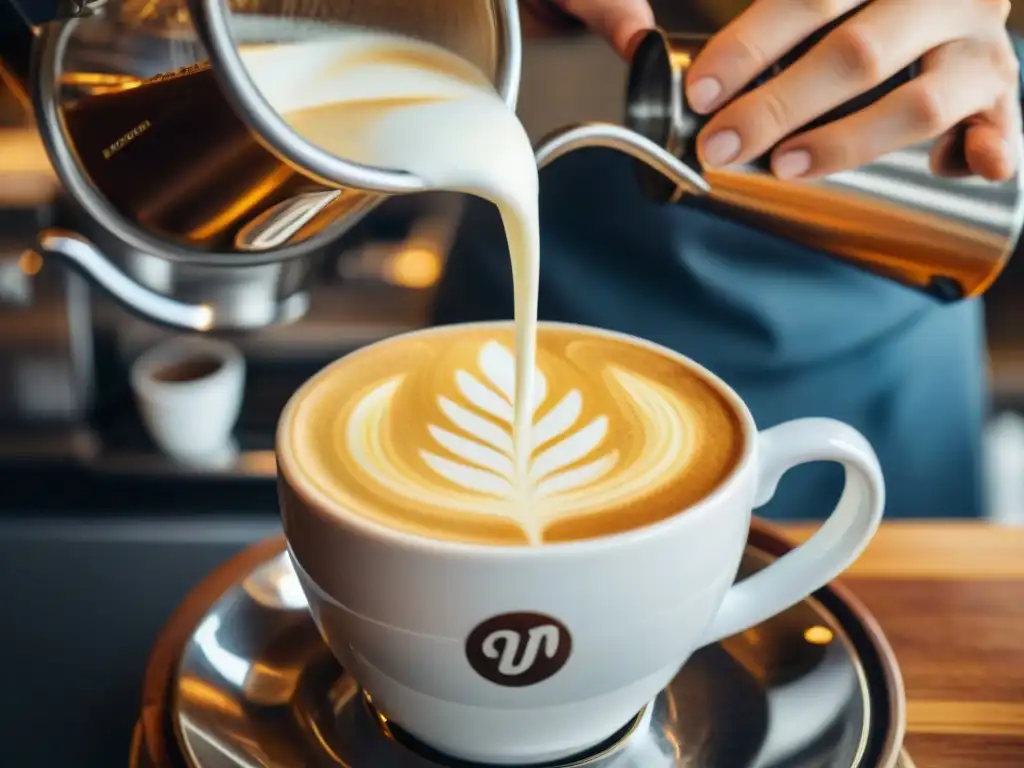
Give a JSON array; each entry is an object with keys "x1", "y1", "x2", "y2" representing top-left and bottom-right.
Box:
[{"x1": 465, "y1": 612, "x2": 572, "y2": 687}]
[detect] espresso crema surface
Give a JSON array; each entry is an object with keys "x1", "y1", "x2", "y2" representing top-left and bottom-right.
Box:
[{"x1": 283, "y1": 326, "x2": 743, "y2": 546}]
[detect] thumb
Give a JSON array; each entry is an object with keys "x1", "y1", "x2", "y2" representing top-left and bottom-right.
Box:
[{"x1": 550, "y1": 0, "x2": 655, "y2": 57}]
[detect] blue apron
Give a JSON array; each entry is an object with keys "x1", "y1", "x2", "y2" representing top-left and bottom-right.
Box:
[{"x1": 431, "y1": 148, "x2": 988, "y2": 520}]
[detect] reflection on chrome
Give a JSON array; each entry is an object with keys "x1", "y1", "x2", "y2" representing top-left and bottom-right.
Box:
[
  {"x1": 240, "y1": 551, "x2": 307, "y2": 611},
  {"x1": 179, "y1": 712, "x2": 257, "y2": 768},
  {"x1": 826, "y1": 160, "x2": 1016, "y2": 232},
  {"x1": 752, "y1": 640, "x2": 865, "y2": 768},
  {"x1": 193, "y1": 614, "x2": 251, "y2": 689}
]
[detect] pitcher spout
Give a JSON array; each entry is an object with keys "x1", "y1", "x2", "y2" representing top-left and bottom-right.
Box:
[{"x1": 535, "y1": 122, "x2": 710, "y2": 197}]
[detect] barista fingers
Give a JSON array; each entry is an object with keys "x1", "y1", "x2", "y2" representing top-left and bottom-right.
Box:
[
  {"x1": 521, "y1": 0, "x2": 586, "y2": 32},
  {"x1": 520, "y1": 0, "x2": 653, "y2": 55}
]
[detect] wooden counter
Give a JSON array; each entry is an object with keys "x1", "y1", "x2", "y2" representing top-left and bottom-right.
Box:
[{"x1": 786, "y1": 522, "x2": 1024, "y2": 768}]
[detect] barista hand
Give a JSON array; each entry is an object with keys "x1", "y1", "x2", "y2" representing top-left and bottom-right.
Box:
[
  {"x1": 687, "y1": 0, "x2": 1020, "y2": 181},
  {"x1": 520, "y1": 0, "x2": 654, "y2": 56},
  {"x1": 528, "y1": 0, "x2": 1018, "y2": 182}
]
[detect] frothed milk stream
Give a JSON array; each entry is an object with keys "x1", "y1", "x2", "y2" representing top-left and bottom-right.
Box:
[
  {"x1": 261, "y1": 32, "x2": 742, "y2": 547},
  {"x1": 244, "y1": 32, "x2": 541, "y2": 484}
]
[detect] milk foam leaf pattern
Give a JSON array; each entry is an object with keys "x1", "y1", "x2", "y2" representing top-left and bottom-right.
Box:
[
  {"x1": 531, "y1": 389, "x2": 582, "y2": 452},
  {"x1": 530, "y1": 416, "x2": 609, "y2": 483},
  {"x1": 477, "y1": 340, "x2": 548, "y2": 413},
  {"x1": 438, "y1": 397, "x2": 513, "y2": 454},
  {"x1": 345, "y1": 341, "x2": 697, "y2": 546},
  {"x1": 420, "y1": 452, "x2": 514, "y2": 497},
  {"x1": 428, "y1": 425, "x2": 514, "y2": 477},
  {"x1": 536, "y1": 452, "x2": 620, "y2": 496},
  {"x1": 456, "y1": 371, "x2": 513, "y2": 423},
  {"x1": 346, "y1": 375, "x2": 526, "y2": 522},
  {"x1": 478, "y1": 340, "x2": 517, "y2": 405},
  {"x1": 421, "y1": 341, "x2": 621, "y2": 536}
]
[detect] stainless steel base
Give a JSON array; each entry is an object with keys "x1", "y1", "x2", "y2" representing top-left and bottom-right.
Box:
[{"x1": 132, "y1": 524, "x2": 908, "y2": 768}]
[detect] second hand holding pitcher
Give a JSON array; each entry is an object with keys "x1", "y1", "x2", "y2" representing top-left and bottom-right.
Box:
[
  {"x1": 532, "y1": 0, "x2": 1024, "y2": 300},
  {"x1": 529, "y1": 0, "x2": 1018, "y2": 182}
]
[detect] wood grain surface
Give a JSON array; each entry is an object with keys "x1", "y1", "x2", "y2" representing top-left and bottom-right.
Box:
[{"x1": 786, "y1": 522, "x2": 1024, "y2": 768}]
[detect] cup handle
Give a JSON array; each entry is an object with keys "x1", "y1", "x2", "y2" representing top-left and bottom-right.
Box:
[{"x1": 700, "y1": 417, "x2": 885, "y2": 646}]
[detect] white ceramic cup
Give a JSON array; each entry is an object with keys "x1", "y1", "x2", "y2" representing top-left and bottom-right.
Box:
[
  {"x1": 131, "y1": 335, "x2": 245, "y2": 465},
  {"x1": 278, "y1": 321, "x2": 884, "y2": 766}
]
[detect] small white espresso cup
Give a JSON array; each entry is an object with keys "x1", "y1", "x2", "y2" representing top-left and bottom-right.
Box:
[
  {"x1": 131, "y1": 335, "x2": 245, "y2": 465},
  {"x1": 278, "y1": 321, "x2": 884, "y2": 766}
]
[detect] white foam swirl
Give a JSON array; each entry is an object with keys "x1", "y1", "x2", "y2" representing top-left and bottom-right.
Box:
[{"x1": 345, "y1": 341, "x2": 698, "y2": 544}]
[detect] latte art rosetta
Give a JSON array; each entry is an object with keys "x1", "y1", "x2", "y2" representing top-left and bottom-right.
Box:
[
  {"x1": 346, "y1": 341, "x2": 697, "y2": 544},
  {"x1": 287, "y1": 326, "x2": 743, "y2": 547}
]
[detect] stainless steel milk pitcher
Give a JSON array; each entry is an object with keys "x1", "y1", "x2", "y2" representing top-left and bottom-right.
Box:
[
  {"x1": 537, "y1": 27, "x2": 1024, "y2": 301},
  {"x1": 3, "y1": 2, "x2": 1022, "y2": 331},
  {"x1": 0, "y1": 0, "x2": 521, "y2": 330}
]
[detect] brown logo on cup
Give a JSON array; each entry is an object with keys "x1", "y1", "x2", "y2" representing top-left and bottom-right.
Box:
[{"x1": 465, "y1": 612, "x2": 572, "y2": 687}]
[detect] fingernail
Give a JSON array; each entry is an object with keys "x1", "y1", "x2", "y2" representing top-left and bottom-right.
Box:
[
  {"x1": 773, "y1": 149, "x2": 812, "y2": 179},
  {"x1": 688, "y1": 77, "x2": 722, "y2": 113},
  {"x1": 701, "y1": 130, "x2": 741, "y2": 167}
]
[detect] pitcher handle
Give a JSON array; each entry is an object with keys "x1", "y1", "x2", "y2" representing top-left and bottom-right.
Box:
[{"x1": 534, "y1": 122, "x2": 710, "y2": 195}]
